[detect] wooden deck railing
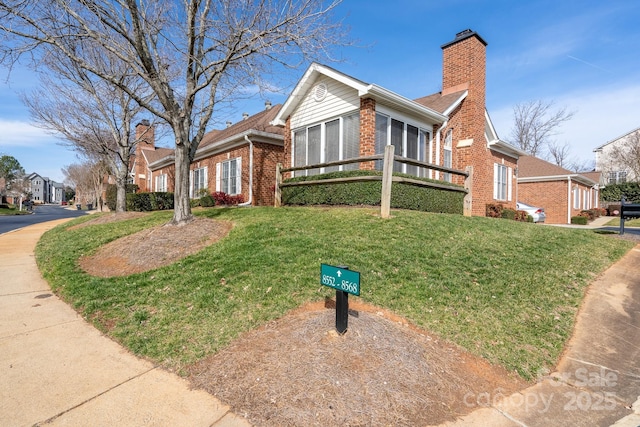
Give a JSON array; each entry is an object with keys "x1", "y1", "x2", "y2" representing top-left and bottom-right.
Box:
[{"x1": 275, "y1": 145, "x2": 472, "y2": 218}]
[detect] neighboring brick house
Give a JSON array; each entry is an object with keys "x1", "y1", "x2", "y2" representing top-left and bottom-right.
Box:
[
  {"x1": 148, "y1": 102, "x2": 285, "y2": 206},
  {"x1": 593, "y1": 126, "x2": 640, "y2": 185},
  {"x1": 129, "y1": 121, "x2": 174, "y2": 192},
  {"x1": 272, "y1": 29, "x2": 525, "y2": 216},
  {"x1": 518, "y1": 155, "x2": 599, "y2": 224}
]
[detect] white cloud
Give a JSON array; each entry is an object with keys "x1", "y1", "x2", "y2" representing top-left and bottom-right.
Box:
[{"x1": 0, "y1": 119, "x2": 53, "y2": 147}]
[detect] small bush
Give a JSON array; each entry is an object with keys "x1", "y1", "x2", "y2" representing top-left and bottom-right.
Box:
[
  {"x1": 200, "y1": 195, "x2": 215, "y2": 207},
  {"x1": 501, "y1": 208, "x2": 516, "y2": 220},
  {"x1": 514, "y1": 210, "x2": 531, "y2": 222},
  {"x1": 579, "y1": 210, "x2": 595, "y2": 220},
  {"x1": 571, "y1": 216, "x2": 588, "y2": 225},
  {"x1": 126, "y1": 192, "x2": 174, "y2": 211},
  {"x1": 212, "y1": 192, "x2": 245, "y2": 206},
  {"x1": 105, "y1": 183, "x2": 139, "y2": 211},
  {"x1": 486, "y1": 203, "x2": 503, "y2": 218}
]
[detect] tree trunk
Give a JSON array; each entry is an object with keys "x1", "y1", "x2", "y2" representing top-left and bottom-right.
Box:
[
  {"x1": 171, "y1": 141, "x2": 193, "y2": 225},
  {"x1": 115, "y1": 173, "x2": 127, "y2": 213}
]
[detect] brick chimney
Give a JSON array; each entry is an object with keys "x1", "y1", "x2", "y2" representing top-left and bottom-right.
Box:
[
  {"x1": 134, "y1": 120, "x2": 155, "y2": 192},
  {"x1": 441, "y1": 29, "x2": 490, "y2": 216}
]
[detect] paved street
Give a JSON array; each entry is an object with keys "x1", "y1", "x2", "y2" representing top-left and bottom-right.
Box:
[{"x1": 0, "y1": 205, "x2": 87, "y2": 235}]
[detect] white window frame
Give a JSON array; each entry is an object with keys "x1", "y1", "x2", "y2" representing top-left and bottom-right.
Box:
[
  {"x1": 155, "y1": 174, "x2": 167, "y2": 192},
  {"x1": 374, "y1": 112, "x2": 431, "y2": 177},
  {"x1": 493, "y1": 163, "x2": 512, "y2": 201},
  {"x1": 573, "y1": 187, "x2": 580, "y2": 209},
  {"x1": 443, "y1": 129, "x2": 453, "y2": 182},
  {"x1": 191, "y1": 166, "x2": 208, "y2": 197},
  {"x1": 216, "y1": 157, "x2": 242, "y2": 195},
  {"x1": 292, "y1": 112, "x2": 360, "y2": 177}
]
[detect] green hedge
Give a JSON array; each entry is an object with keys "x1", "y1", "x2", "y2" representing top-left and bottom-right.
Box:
[
  {"x1": 126, "y1": 192, "x2": 174, "y2": 211},
  {"x1": 105, "y1": 184, "x2": 139, "y2": 211},
  {"x1": 282, "y1": 170, "x2": 464, "y2": 214},
  {"x1": 601, "y1": 182, "x2": 640, "y2": 203},
  {"x1": 571, "y1": 216, "x2": 588, "y2": 225}
]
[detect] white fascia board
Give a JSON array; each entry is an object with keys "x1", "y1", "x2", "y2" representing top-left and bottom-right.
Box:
[
  {"x1": 518, "y1": 174, "x2": 597, "y2": 186},
  {"x1": 148, "y1": 155, "x2": 175, "y2": 170},
  {"x1": 593, "y1": 125, "x2": 640, "y2": 150},
  {"x1": 488, "y1": 139, "x2": 527, "y2": 158},
  {"x1": 363, "y1": 85, "x2": 447, "y2": 124},
  {"x1": 193, "y1": 130, "x2": 284, "y2": 162},
  {"x1": 443, "y1": 91, "x2": 468, "y2": 116}
]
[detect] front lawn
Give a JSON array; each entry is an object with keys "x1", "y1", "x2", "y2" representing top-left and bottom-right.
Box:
[
  {"x1": 606, "y1": 217, "x2": 640, "y2": 227},
  {"x1": 35, "y1": 207, "x2": 634, "y2": 380}
]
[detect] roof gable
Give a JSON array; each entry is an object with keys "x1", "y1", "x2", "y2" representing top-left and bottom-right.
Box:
[{"x1": 273, "y1": 63, "x2": 447, "y2": 126}]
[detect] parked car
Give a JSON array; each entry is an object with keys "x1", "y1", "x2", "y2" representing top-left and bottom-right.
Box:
[{"x1": 516, "y1": 202, "x2": 546, "y2": 223}]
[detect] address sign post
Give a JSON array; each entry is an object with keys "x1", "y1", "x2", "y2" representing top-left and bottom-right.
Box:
[{"x1": 320, "y1": 264, "x2": 360, "y2": 334}]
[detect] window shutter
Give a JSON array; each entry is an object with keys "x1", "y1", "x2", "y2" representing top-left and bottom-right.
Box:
[
  {"x1": 507, "y1": 167, "x2": 513, "y2": 201},
  {"x1": 493, "y1": 163, "x2": 498, "y2": 200},
  {"x1": 216, "y1": 163, "x2": 221, "y2": 192},
  {"x1": 204, "y1": 167, "x2": 208, "y2": 191},
  {"x1": 189, "y1": 169, "x2": 193, "y2": 198},
  {"x1": 236, "y1": 158, "x2": 242, "y2": 194}
]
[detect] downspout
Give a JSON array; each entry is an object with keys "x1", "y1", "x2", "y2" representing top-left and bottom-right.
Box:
[
  {"x1": 240, "y1": 135, "x2": 254, "y2": 206},
  {"x1": 567, "y1": 176, "x2": 572, "y2": 224},
  {"x1": 434, "y1": 120, "x2": 448, "y2": 180}
]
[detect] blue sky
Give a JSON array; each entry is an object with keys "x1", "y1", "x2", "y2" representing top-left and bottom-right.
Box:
[{"x1": 2, "y1": 0, "x2": 639, "y2": 183}]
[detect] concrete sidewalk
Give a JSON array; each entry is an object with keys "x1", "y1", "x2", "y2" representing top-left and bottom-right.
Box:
[
  {"x1": 439, "y1": 245, "x2": 640, "y2": 427},
  {"x1": 0, "y1": 220, "x2": 249, "y2": 427}
]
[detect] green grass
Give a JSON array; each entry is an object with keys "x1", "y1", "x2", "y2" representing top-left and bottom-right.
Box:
[
  {"x1": 35, "y1": 207, "x2": 634, "y2": 380},
  {"x1": 606, "y1": 217, "x2": 640, "y2": 227},
  {"x1": 0, "y1": 206, "x2": 31, "y2": 215}
]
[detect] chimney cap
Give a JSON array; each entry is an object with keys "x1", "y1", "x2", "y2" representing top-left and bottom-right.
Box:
[
  {"x1": 136, "y1": 119, "x2": 150, "y2": 127},
  {"x1": 441, "y1": 29, "x2": 487, "y2": 49}
]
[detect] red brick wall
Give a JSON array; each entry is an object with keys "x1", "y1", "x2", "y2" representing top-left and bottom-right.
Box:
[
  {"x1": 360, "y1": 98, "x2": 377, "y2": 170},
  {"x1": 150, "y1": 165, "x2": 175, "y2": 193},
  {"x1": 519, "y1": 180, "x2": 596, "y2": 224}
]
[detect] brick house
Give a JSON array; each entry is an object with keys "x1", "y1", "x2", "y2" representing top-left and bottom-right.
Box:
[
  {"x1": 518, "y1": 155, "x2": 600, "y2": 224},
  {"x1": 147, "y1": 102, "x2": 285, "y2": 206},
  {"x1": 272, "y1": 29, "x2": 525, "y2": 216},
  {"x1": 129, "y1": 121, "x2": 174, "y2": 192}
]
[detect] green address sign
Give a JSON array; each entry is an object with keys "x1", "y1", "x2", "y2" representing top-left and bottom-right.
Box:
[{"x1": 320, "y1": 264, "x2": 360, "y2": 296}]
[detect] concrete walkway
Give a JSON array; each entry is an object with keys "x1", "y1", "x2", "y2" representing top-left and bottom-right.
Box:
[
  {"x1": 439, "y1": 244, "x2": 640, "y2": 427},
  {"x1": 0, "y1": 220, "x2": 249, "y2": 427}
]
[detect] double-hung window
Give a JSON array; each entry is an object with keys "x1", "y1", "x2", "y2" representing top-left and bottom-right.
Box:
[
  {"x1": 155, "y1": 174, "x2": 167, "y2": 192},
  {"x1": 292, "y1": 113, "x2": 360, "y2": 176},
  {"x1": 217, "y1": 158, "x2": 241, "y2": 195},
  {"x1": 191, "y1": 167, "x2": 207, "y2": 197},
  {"x1": 493, "y1": 163, "x2": 512, "y2": 201},
  {"x1": 573, "y1": 187, "x2": 580, "y2": 209}
]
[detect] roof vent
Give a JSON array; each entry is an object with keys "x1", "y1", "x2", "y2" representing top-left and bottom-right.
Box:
[
  {"x1": 226, "y1": 121, "x2": 232, "y2": 128},
  {"x1": 242, "y1": 112, "x2": 249, "y2": 120},
  {"x1": 265, "y1": 100, "x2": 272, "y2": 110}
]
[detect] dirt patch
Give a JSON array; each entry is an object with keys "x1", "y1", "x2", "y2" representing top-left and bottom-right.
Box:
[
  {"x1": 78, "y1": 217, "x2": 233, "y2": 277},
  {"x1": 67, "y1": 211, "x2": 148, "y2": 230},
  {"x1": 188, "y1": 300, "x2": 527, "y2": 427}
]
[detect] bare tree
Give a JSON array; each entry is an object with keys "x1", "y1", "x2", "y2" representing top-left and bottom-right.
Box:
[
  {"x1": 608, "y1": 130, "x2": 640, "y2": 181},
  {"x1": 0, "y1": 0, "x2": 348, "y2": 225},
  {"x1": 509, "y1": 100, "x2": 575, "y2": 158},
  {"x1": 547, "y1": 141, "x2": 571, "y2": 168},
  {"x1": 22, "y1": 49, "x2": 152, "y2": 213},
  {"x1": 63, "y1": 159, "x2": 109, "y2": 210}
]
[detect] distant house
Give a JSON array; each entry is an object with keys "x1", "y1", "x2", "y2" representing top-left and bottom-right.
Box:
[
  {"x1": 594, "y1": 127, "x2": 640, "y2": 184},
  {"x1": 25, "y1": 173, "x2": 65, "y2": 204},
  {"x1": 142, "y1": 102, "x2": 285, "y2": 206},
  {"x1": 517, "y1": 156, "x2": 599, "y2": 224},
  {"x1": 272, "y1": 29, "x2": 525, "y2": 216}
]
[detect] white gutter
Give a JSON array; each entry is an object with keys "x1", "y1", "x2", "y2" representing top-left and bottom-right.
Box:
[{"x1": 239, "y1": 135, "x2": 254, "y2": 206}]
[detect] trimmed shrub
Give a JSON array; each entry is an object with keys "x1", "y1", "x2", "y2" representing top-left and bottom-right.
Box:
[
  {"x1": 126, "y1": 192, "x2": 174, "y2": 211},
  {"x1": 571, "y1": 216, "x2": 588, "y2": 225},
  {"x1": 105, "y1": 183, "x2": 139, "y2": 211},
  {"x1": 601, "y1": 182, "x2": 640, "y2": 203},
  {"x1": 514, "y1": 210, "x2": 531, "y2": 222},
  {"x1": 212, "y1": 192, "x2": 245, "y2": 206},
  {"x1": 281, "y1": 170, "x2": 464, "y2": 214},
  {"x1": 501, "y1": 208, "x2": 516, "y2": 220},
  {"x1": 200, "y1": 195, "x2": 215, "y2": 207}
]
